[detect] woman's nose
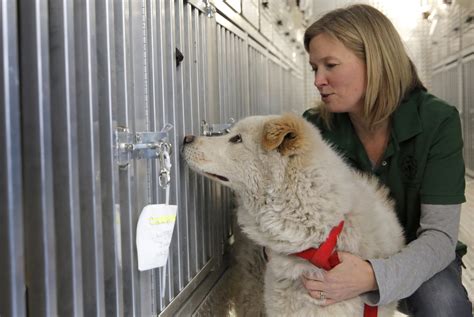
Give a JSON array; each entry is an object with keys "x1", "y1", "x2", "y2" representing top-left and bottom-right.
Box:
[{"x1": 314, "y1": 72, "x2": 328, "y2": 88}]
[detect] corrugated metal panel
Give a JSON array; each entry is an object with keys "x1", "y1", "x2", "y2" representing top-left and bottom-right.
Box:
[
  {"x1": 445, "y1": 63, "x2": 460, "y2": 110},
  {"x1": 248, "y1": 39, "x2": 270, "y2": 115},
  {"x1": 74, "y1": 0, "x2": 107, "y2": 315},
  {"x1": 431, "y1": 55, "x2": 473, "y2": 176},
  {"x1": 114, "y1": 0, "x2": 143, "y2": 315},
  {"x1": 151, "y1": 2, "x2": 235, "y2": 315},
  {"x1": 216, "y1": 16, "x2": 249, "y2": 119},
  {"x1": 291, "y1": 69, "x2": 305, "y2": 113},
  {"x1": 431, "y1": 69, "x2": 444, "y2": 98},
  {"x1": 19, "y1": 1, "x2": 59, "y2": 316},
  {"x1": 20, "y1": 0, "x2": 474, "y2": 314},
  {"x1": 1, "y1": 1, "x2": 308, "y2": 316},
  {"x1": 268, "y1": 58, "x2": 284, "y2": 114},
  {"x1": 463, "y1": 57, "x2": 474, "y2": 174},
  {"x1": 0, "y1": 1, "x2": 25, "y2": 317},
  {"x1": 49, "y1": 1, "x2": 84, "y2": 316}
]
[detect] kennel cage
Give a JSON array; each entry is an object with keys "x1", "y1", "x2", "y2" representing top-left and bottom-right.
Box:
[
  {"x1": 0, "y1": 0, "x2": 305, "y2": 316},
  {"x1": 2, "y1": 0, "x2": 474, "y2": 316}
]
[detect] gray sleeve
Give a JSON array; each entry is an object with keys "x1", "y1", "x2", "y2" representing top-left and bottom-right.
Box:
[{"x1": 362, "y1": 204, "x2": 461, "y2": 306}]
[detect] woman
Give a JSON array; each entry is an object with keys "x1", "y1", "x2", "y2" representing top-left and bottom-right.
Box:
[{"x1": 300, "y1": 4, "x2": 472, "y2": 316}]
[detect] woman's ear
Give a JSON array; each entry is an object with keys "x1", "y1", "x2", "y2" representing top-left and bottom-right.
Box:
[{"x1": 262, "y1": 113, "x2": 307, "y2": 156}]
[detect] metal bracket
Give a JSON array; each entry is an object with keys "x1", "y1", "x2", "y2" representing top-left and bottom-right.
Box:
[
  {"x1": 201, "y1": 118, "x2": 235, "y2": 136},
  {"x1": 202, "y1": 0, "x2": 216, "y2": 18},
  {"x1": 115, "y1": 127, "x2": 172, "y2": 169}
]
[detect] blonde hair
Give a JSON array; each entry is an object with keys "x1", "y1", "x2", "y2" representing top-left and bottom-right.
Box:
[{"x1": 304, "y1": 4, "x2": 425, "y2": 129}]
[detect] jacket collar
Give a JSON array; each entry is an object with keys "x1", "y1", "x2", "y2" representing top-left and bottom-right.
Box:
[
  {"x1": 391, "y1": 89, "x2": 423, "y2": 143},
  {"x1": 323, "y1": 89, "x2": 424, "y2": 161}
]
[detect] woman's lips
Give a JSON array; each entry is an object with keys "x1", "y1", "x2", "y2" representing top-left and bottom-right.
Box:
[{"x1": 321, "y1": 93, "x2": 333, "y2": 101}]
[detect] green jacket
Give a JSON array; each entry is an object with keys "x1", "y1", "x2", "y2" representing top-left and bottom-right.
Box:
[{"x1": 303, "y1": 88, "x2": 466, "y2": 248}]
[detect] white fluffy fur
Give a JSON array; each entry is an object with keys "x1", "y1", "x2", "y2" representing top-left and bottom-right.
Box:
[{"x1": 183, "y1": 114, "x2": 405, "y2": 316}]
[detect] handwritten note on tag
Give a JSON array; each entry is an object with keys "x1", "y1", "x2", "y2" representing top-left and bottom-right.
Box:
[{"x1": 136, "y1": 204, "x2": 177, "y2": 271}]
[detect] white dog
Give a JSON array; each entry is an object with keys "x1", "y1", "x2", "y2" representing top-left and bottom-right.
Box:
[{"x1": 182, "y1": 113, "x2": 405, "y2": 317}]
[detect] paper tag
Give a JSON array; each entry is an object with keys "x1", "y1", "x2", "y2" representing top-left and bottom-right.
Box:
[{"x1": 136, "y1": 204, "x2": 178, "y2": 271}]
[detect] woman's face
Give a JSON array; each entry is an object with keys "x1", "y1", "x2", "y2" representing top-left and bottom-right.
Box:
[{"x1": 308, "y1": 33, "x2": 367, "y2": 115}]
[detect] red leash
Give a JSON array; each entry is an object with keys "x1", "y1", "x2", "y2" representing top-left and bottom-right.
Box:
[{"x1": 292, "y1": 220, "x2": 377, "y2": 317}]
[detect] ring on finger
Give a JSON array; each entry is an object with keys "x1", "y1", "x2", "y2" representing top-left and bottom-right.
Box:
[{"x1": 319, "y1": 290, "x2": 326, "y2": 300}]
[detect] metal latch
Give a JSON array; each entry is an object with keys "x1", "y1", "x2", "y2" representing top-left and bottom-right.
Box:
[
  {"x1": 201, "y1": 118, "x2": 235, "y2": 136},
  {"x1": 200, "y1": 0, "x2": 216, "y2": 18},
  {"x1": 115, "y1": 127, "x2": 173, "y2": 171}
]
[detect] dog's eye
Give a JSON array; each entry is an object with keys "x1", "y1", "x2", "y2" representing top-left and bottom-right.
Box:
[{"x1": 229, "y1": 134, "x2": 242, "y2": 143}]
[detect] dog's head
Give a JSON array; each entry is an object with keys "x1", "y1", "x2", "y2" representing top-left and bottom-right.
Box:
[
  {"x1": 182, "y1": 113, "x2": 321, "y2": 193},
  {"x1": 183, "y1": 113, "x2": 347, "y2": 251}
]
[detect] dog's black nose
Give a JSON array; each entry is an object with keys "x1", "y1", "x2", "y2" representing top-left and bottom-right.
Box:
[{"x1": 183, "y1": 135, "x2": 195, "y2": 144}]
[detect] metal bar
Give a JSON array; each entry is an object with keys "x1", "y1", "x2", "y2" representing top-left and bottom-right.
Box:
[
  {"x1": 263, "y1": 47, "x2": 270, "y2": 114},
  {"x1": 148, "y1": 0, "x2": 180, "y2": 310},
  {"x1": 224, "y1": 28, "x2": 231, "y2": 121},
  {"x1": 0, "y1": 1, "x2": 25, "y2": 316},
  {"x1": 201, "y1": 11, "x2": 214, "y2": 265},
  {"x1": 242, "y1": 28, "x2": 250, "y2": 117},
  {"x1": 230, "y1": 33, "x2": 238, "y2": 119},
  {"x1": 463, "y1": 59, "x2": 474, "y2": 175},
  {"x1": 19, "y1": 0, "x2": 58, "y2": 315},
  {"x1": 268, "y1": 59, "x2": 275, "y2": 113},
  {"x1": 219, "y1": 26, "x2": 225, "y2": 122},
  {"x1": 200, "y1": 10, "x2": 209, "y2": 122},
  {"x1": 148, "y1": 0, "x2": 165, "y2": 311},
  {"x1": 215, "y1": 13, "x2": 246, "y2": 39},
  {"x1": 248, "y1": 47, "x2": 254, "y2": 114},
  {"x1": 114, "y1": 0, "x2": 144, "y2": 310},
  {"x1": 217, "y1": 25, "x2": 224, "y2": 121},
  {"x1": 194, "y1": 8, "x2": 207, "y2": 269},
  {"x1": 173, "y1": 0, "x2": 189, "y2": 297},
  {"x1": 49, "y1": 0, "x2": 84, "y2": 316},
  {"x1": 249, "y1": 47, "x2": 261, "y2": 114},
  {"x1": 278, "y1": 62, "x2": 284, "y2": 113},
  {"x1": 74, "y1": 0, "x2": 106, "y2": 314},
  {"x1": 159, "y1": 258, "x2": 218, "y2": 317},
  {"x1": 130, "y1": 0, "x2": 154, "y2": 314},
  {"x1": 161, "y1": 0, "x2": 179, "y2": 305},
  {"x1": 178, "y1": 0, "x2": 196, "y2": 285},
  {"x1": 189, "y1": 6, "x2": 203, "y2": 275},
  {"x1": 206, "y1": 6, "x2": 219, "y2": 122},
  {"x1": 95, "y1": 0, "x2": 124, "y2": 315},
  {"x1": 184, "y1": 0, "x2": 207, "y2": 15},
  {"x1": 232, "y1": 32, "x2": 241, "y2": 120},
  {"x1": 149, "y1": 3, "x2": 165, "y2": 308}
]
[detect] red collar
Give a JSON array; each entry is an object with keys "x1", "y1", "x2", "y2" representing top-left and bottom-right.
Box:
[
  {"x1": 292, "y1": 220, "x2": 344, "y2": 270},
  {"x1": 292, "y1": 220, "x2": 378, "y2": 317}
]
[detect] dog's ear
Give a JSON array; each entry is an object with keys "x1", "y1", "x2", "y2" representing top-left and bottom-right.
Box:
[{"x1": 262, "y1": 114, "x2": 307, "y2": 156}]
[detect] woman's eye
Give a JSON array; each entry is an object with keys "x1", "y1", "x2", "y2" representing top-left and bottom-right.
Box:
[
  {"x1": 326, "y1": 63, "x2": 337, "y2": 69},
  {"x1": 229, "y1": 134, "x2": 242, "y2": 143}
]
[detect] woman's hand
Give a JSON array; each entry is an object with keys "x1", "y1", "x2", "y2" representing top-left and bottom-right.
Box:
[{"x1": 301, "y1": 251, "x2": 377, "y2": 305}]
